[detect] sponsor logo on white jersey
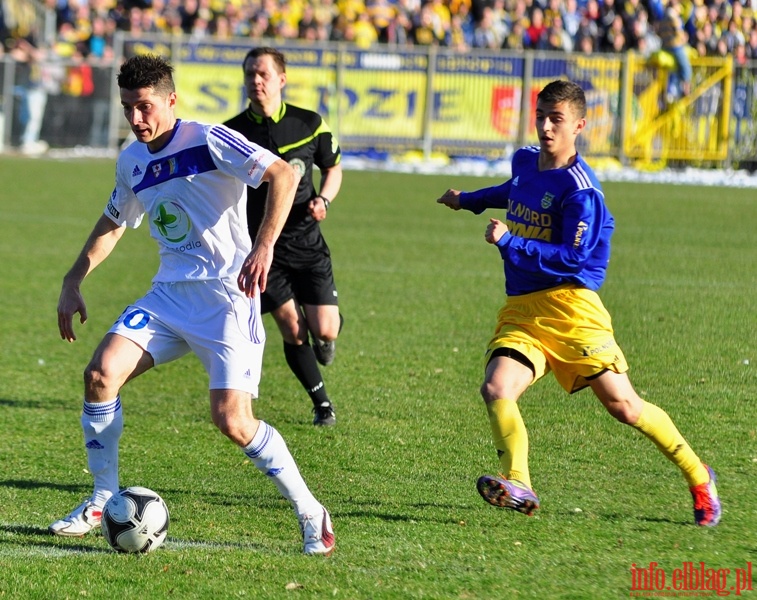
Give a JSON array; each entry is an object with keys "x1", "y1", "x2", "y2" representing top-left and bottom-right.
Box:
[{"x1": 153, "y1": 200, "x2": 193, "y2": 243}]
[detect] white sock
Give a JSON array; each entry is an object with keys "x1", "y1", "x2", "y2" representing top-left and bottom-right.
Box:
[
  {"x1": 81, "y1": 396, "x2": 123, "y2": 507},
  {"x1": 243, "y1": 421, "x2": 320, "y2": 519}
]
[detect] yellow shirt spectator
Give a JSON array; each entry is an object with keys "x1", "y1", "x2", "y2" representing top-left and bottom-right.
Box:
[
  {"x1": 338, "y1": 0, "x2": 367, "y2": 21},
  {"x1": 367, "y1": 0, "x2": 397, "y2": 29},
  {"x1": 353, "y1": 11, "x2": 379, "y2": 47}
]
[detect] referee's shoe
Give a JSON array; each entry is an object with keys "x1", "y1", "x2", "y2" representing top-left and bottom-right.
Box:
[{"x1": 313, "y1": 402, "x2": 336, "y2": 427}]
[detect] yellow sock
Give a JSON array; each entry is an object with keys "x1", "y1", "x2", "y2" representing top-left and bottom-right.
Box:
[
  {"x1": 632, "y1": 400, "x2": 709, "y2": 487},
  {"x1": 486, "y1": 398, "x2": 531, "y2": 489}
]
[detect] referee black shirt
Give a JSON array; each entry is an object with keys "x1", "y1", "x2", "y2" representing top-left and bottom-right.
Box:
[{"x1": 224, "y1": 102, "x2": 341, "y2": 260}]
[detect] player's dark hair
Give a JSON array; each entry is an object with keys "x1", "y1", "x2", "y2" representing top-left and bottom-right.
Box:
[
  {"x1": 537, "y1": 80, "x2": 586, "y2": 119},
  {"x1": 243, "y1": 47, "x2": 287, "y2": 73},
  {"x1": 117, "y1": 54, "x2": 175, "y2": 96}
]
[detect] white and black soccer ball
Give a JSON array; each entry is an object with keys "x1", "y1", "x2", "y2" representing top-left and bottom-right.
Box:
[{"x1": 101, "y1": 486, "x2": 169, "y2": 553}]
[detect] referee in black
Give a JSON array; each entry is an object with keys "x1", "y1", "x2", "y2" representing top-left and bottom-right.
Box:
[{"x1": 225, "y1": 47, "x2": 343, "y2": 426}]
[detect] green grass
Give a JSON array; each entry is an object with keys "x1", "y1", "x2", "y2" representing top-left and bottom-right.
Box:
[{"x1": 0, "y1": 157, "x2": 755, "y2": 599}]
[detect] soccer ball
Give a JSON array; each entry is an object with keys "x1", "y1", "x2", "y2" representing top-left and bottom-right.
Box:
[{"x1": 101, "y1": 486, "x2": 170, "y2": 553}]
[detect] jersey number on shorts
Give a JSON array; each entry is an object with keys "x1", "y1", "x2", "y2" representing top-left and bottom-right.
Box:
[{"x1": 116, "y1": 308, "x2": 151, "y2": 330}]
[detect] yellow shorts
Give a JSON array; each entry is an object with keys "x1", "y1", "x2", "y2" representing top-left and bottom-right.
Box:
[{"x1": 485, "y1": 285, "x2": 629, "y2": 393}]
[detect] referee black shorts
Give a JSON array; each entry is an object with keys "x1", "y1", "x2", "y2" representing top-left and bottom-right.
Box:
[{"x1": 261, "y1": 250, "x2": 338, "y2": 313}]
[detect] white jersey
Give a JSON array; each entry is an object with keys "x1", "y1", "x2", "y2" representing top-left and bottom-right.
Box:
[{"x1": 105, "y1": 119, "x2": 278, "y2": 282}]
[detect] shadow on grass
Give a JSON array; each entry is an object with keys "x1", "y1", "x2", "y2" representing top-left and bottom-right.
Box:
[
  {"x1": 0, "y1": 524, "x2": 109, "y2": 555},
  {"x1": 597, "y1": 511, "x2": 688, "y2": 526},
  {"x1": 0, "y1": 397, "x2": 74, "y2": 409},
  {"x1": 4, "y1": 478, "x2": 475, "y2": 531},
  {"x1": 1, "y1": 524, "x2": 51, "y2": 536},
  {"x1": 0, "y1": 480, "x2": 91, "y2": 494},
  {"x1": 2, "y1": 478, "x2": 297, "y2": 513},
  {"x1": 0, "y1": 479, "x2": 239, "y2": 501}
]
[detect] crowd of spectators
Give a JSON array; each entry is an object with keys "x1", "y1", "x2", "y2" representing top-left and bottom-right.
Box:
[
  {"x1": 1, "y1": 0, "x2": 756, "y2": 62},
  {"x1": 0, "y1": 0, "x2": 750, "y2": 153}
]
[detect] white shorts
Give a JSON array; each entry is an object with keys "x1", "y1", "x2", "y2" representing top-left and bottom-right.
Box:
[{"x1": 109, "y1": 278, "x2": 266, "y2": 396}]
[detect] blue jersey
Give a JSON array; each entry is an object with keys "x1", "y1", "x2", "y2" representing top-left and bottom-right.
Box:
[{"x1": 460, "y1": 146, "x2": 614, "y2": 296}]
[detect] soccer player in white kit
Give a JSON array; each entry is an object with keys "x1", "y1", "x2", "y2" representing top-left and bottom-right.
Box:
[{"x1": 49, "y1": 54, "x2": 335, "y2": 555}]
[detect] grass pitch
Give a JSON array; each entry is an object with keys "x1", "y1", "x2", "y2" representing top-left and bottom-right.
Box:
[{"x1": 0, "y1": 157, "x2": 754, "y2": 599}]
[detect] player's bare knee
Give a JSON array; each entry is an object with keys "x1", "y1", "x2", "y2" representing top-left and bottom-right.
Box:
[
  {"x1": 282, "y1": 332, "x2": 303, "y2": 345},
  {"x1": 83, "y1": 362, "x2": 116, "y2": 394},
  {"x1": 280, "y1": 320, "x2": 308, "y2": 345},
  {"x1": 213, "y1": 416, "x2": 253, "y2": 446},
  {"x1": 480, "y1": 381, "x2": 502, "y2": 404},
  {"x1": 308, "y1": 312, "x2": 341, "y2": 342},
  {"x1": 305, "y1": 321, "x2": 331, "y2": 342},
  {"x1": 213, "y1": 418, "x2": 238, "y2": 443},
  {"x1": 605, "y1": 398, "x2": 641, "y2": 425}
]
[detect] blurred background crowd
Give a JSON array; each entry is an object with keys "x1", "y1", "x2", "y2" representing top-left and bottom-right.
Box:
[
  {"x1": 0, "y1": 0, "x2": 752, "y2": 154},
  {"x1": 1, "y1": 0, "x2": 756, "y2": 61}
]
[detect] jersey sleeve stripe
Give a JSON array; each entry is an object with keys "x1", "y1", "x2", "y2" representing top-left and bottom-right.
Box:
[
  {"x1": 568, "y1": 163, "x2": 606, "y2": 199},
  {"x1": 210, "y1": 125, "x2": 258, "y2": 158},
  {"x1": 568, "y1": 164, "x2": 590, "y2": 189}
]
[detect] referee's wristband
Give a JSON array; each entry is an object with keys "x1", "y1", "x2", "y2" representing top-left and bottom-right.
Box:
[{"x1": 315, "y1": 195, "x2": 330, "y2": 211}]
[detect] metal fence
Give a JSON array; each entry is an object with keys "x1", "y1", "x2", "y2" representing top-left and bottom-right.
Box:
[
  {"x1": 0, "y1": 54, "x2": 119, "y2": 153},
  {"x1": 1, "y1": 33, "x2": 756, "y2": 170}
]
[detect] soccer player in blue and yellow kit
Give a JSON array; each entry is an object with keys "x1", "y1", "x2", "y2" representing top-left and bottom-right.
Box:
[{"x1": 436, "y1": 80, "x2": 720, "y2": 526}]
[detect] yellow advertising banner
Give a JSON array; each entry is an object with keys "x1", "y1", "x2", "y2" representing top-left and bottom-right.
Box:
[
  {"x1": 126, "y1": 41, "x2": 624, "y2": 155},
  {"x1": 174, "y1": 62, "x2": 526, "y2": 143}
]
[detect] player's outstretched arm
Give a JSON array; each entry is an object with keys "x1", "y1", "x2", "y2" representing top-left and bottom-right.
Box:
[
  {"x1": 436, "y1": 188, "x2": 462, "y2": 210},
  {"x1": 238, "y1": 159, "x2": 298, "y2": 297},
  {"x1": 58, "y1": 214, "x2": 125, "y2": 342}
]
